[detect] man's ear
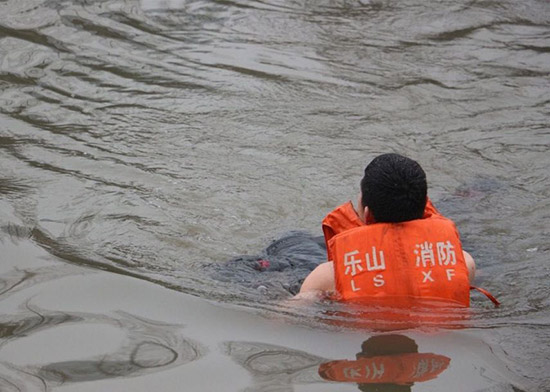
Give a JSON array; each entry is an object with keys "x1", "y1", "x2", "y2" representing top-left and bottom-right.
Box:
[{"x1": 365, "y1": 207, "x2": 376, "y2": 224}]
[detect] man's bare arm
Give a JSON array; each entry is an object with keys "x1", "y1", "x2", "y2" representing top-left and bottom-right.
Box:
[
  {"x1": 463, "y1": 250, "x2": 476, "y2": 283},
  {"x1": 294, "y1": 261, "x2": 335, "y2": 299}
]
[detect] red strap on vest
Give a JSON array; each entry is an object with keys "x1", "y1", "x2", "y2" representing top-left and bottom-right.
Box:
[{"x1": 470, "y1": 286, "x2": 500, "y2": 307}]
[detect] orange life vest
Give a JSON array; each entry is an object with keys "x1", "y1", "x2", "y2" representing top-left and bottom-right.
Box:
[
  {"x1": 321, "y1": 201, "x2": 365, "y2": 249},
  {"x1": 322, "y1": 198, "x2": 441, "y2": 248},
  {"x1": 321, "y1": 200, "x2": 500, "y2": 308},
  {"x1": 326, "y1": 207, "x2": 471, "y2": 307}
]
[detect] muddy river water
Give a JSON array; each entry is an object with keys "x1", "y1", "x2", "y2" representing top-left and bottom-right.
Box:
[{"x1": 0, "y1": 0, "x2": 549, "y2": 390}]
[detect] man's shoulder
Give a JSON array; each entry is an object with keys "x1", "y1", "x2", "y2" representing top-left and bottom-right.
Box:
[{"x1": 298, "y1": 261, "x2": 335, "y2": 295}]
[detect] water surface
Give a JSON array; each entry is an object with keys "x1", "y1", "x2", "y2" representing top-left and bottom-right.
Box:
[{"x1": 0, "y1": 0, "x2": 549, "y2": 390}]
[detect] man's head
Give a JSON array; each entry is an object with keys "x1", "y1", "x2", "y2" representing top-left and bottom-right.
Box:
[{"x1": 360, "y1": 153, "x2": 427, "y2": 223}]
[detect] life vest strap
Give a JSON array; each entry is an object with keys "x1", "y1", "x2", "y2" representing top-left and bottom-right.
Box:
[{"x1": 470, "y1": 286, "x2": 500, "y2": 307}]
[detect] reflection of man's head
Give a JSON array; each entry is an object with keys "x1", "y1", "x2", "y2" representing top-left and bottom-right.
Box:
[
  {"x1": 319, "y1": 334, "x2": 449, "y2": 392},
  {"x1": 356, "y1": 335, "x2": 417, "y2": 392}
]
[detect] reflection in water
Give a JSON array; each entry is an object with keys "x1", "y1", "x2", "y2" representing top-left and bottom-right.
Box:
[
  {"x1": 224, "y1": 335, "x2": 450, "y2": 391},
  {"x1": 0, "y1": 265, "x2": 86, "y2": 300},
  {"x1": 319, "y1": 335, "x2": 449, "y2": 392},
  {"x1": 0, "y1": 0, "x2": 549, "y2": 387},
  {"x1": 323, "y1": 301, "x2": 472, "y2": 332},
  {"x1": 224, "y1": 341, "x2": 327, "y2": 391},
  {"x1": 0, "y1": 362, "x2": 47, "y2": 392},
  {"x1": 0, "y1": 304, "x2": 205, "y2": 389}
]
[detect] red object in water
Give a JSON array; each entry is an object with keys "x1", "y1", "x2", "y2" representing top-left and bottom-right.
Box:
[{"x1": 257, "y1": 259, "x2": 270, "y2": 270}]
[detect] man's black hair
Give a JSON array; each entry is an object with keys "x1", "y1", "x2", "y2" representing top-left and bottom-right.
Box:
[{"x1": 360, "y1": 153, "x2": 427, "y2": 223}]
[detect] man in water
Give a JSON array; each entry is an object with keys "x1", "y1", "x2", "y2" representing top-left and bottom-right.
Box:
[{"x1": 297, "y1": 153, "x2": 476, "y2": 305}]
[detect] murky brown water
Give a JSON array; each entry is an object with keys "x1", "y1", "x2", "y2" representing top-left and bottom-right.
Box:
[{"x1": 1, "y1": 0, "x2": 549, "y2": 390}]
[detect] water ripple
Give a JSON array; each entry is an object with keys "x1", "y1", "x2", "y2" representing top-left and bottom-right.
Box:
[
  {"x1": 0, "y1": 2, "x2": 549, "y2": 379},
  {"x1": 0, "y1": 305, "x2": 205, "y2": 388}
]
